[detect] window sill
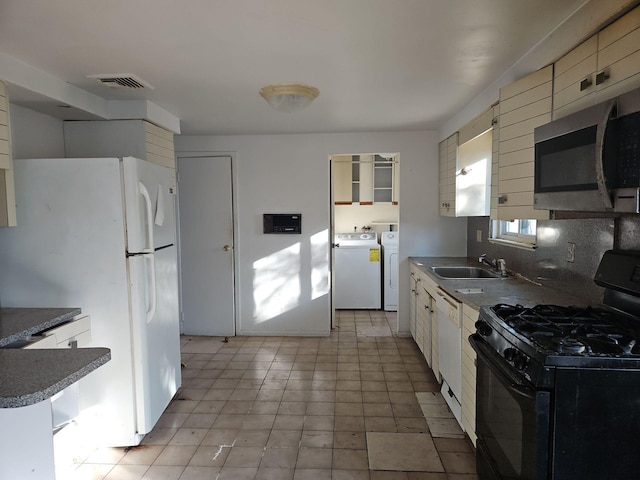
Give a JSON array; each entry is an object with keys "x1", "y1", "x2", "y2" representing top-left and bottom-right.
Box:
[{"x1": 488, "y1": 237, "x2": 537, "y2": 251}]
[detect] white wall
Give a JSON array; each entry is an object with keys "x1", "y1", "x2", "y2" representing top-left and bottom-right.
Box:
[
  {"x1": 9, "y1": 104, "x2": 65, "y2": 158},
  {"x1": 175, "y1": 131, "x2": 467, "y2": 336}
]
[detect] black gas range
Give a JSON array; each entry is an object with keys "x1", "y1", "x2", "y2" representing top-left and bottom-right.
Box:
[{"x1": 471, "y1": 250, "x2": 640, "y2": 480}]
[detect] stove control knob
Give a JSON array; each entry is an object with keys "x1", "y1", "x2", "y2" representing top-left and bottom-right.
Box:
[
  {"x1": 513, "y1": 354, "x2": 528, "y2": 371},
  {"x1": 504, "y1": 348, "x2": 517, "y2": 361},
  {"x1": 475, "y1": 320, "x2": 492, "y2": 337}
]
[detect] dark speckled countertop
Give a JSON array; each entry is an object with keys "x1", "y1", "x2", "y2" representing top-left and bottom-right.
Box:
[
  {"x1": 0, "y1": 307, "x2": 111, "y2": 408},
  {"x1": 410, "y1": 257, "x2": 592, "y2": 310},
  {"x1": 0, "y1": 348, "x2": 110, "y2": 407}
]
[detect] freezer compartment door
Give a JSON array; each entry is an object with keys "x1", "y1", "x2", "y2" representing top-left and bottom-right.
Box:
[
  {"x1": 123, "y1": 157, "x2": 176, "y2": 252},
  {"x1": 128, "y1": 246, "x2": 181, "y2": 434}
]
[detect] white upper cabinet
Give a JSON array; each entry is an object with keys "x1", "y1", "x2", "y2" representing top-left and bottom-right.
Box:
[
  {"x1": 597, "y1": 6, "x2": 640, "y2": 103},
  {"x1": 333, "y1": 154, "x2": 398, "y2": 205},
  {"x1": 497, "y1": 65, "x2": 553, "y2": 221},
  {"x1": 373, "y1": 155, "x2": 394, "y2": 204},
  {"x1": 439, "y1": 133, "x2": 458, "y2": 216},
  {"x1": 553, "y1": 35, "x2": 599, "y2": 119},
  {"x1": 333, "y1": 155, "x2": 354, "y2": 204},
  {"x1": 456, "y1": 107, "x2": 495, "y2": 217},
  {"x1": 554, "y1": 5, "x2": 640, "y2": 119},
  {"x1": 440, "y1": 107, "x2": 495, "y2": 218},
  {"x1": 0, "y1": 80, "x2": 16, "y2": 227}
]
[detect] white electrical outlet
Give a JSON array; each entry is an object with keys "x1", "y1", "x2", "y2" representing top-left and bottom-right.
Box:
[
  {"x1": 476, "y1": 230, "x2": 482, "y2": 242},
  {"x1": 567, "y1": 242, "x2": 575, "y2": 263}
]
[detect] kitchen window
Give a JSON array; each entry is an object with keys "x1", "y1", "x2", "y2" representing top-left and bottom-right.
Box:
[{"x1": 489, "y1": 219, "x2": 537, "y2": 250}]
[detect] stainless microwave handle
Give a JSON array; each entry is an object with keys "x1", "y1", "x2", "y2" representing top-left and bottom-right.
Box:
[{"x1": 594, "y1": 98, "x2": 617, "y2": 210}]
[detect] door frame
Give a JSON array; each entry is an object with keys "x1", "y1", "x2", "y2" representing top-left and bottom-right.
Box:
[
  {"x1": 175, "y1": 152, "x2": 239, "y2": 335},
  {"x1": 329, "y1": 153, "x2": 401, "y2": 333},
  {"x1": 329, "y1": 157, "x2": 336, "y2": 330}
]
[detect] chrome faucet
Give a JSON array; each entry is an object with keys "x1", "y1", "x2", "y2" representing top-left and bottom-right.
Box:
[
  {"x1": 478, "y1": 254, "x2": 496, "y2": 269},
  {"x1": 497, "y1": 258, "x2": 507, "y2": 276},
  {"x1": 479, "y1": 254, "x2": 508, "y2": 276}
]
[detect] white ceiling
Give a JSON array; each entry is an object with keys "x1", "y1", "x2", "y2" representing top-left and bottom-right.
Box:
[{"x1": 0, "y1": 0, "x2": 590, "y2": 135}]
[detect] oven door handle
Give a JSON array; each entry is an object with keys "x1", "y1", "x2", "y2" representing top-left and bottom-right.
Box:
[{"x1": 470, "y1": 334, "x2": 536, "y2": 401}]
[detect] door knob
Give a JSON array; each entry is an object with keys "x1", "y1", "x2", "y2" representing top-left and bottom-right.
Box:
[{"x1": 223, "y1": 245, "x2": 232, "y2": 251}]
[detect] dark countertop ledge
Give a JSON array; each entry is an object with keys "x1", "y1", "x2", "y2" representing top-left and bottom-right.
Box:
[
  {"x1": 410, "y1": 256, "x2": 592, "y2": 310},
  {"x1": 0, "y1": 348, "x2": 111, "y2": 408},
  {"x1": 0, "y1": 307, "x2": 111, "y2": 408},
  {"x1": 0, "y1": 307, "x2": 81, "y2": 347}
]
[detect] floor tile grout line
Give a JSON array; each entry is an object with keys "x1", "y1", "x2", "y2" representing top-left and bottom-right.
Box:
[{"x1": 69, "y1": 310, "x2": 477, "y2": 479}]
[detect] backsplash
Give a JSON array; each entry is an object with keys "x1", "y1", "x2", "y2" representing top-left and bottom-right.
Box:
[{"x1": 467, "y1": 216, "x2": 640, "y2": 304}]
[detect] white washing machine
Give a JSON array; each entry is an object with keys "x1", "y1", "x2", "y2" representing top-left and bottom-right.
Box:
[
  {"x1": 333, "y1": 232, "x2": 381, "y2": 309},
  {"x1": 381, "y1": 231, "x2": 399, "y2": 311}
]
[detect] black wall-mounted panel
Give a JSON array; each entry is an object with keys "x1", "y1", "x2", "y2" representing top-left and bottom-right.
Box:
[{"x1": 263, "y1": 213, "x2": 302, "y2": 234}]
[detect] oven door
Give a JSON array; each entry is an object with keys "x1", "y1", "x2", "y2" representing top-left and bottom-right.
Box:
[{"x1": 471, "y1": 335, "x2": 551, "y2": 480}]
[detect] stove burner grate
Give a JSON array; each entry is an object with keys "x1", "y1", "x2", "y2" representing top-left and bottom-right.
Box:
[{"x1": 491, "y1": 304, "x2": 640, "y2": 356}]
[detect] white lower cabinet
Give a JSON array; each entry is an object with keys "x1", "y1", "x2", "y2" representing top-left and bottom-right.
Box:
[
  {"x1": 409, "y1": 266, "x2": 420, "y2": 340},
  {"x1": 416, "y1": 283, "x2": 434, "y2": 367},
  {"x1": 461, "y1": 304, "x2": 479, "y2": 446},
  {"x1": 408, "y1": 266, "x2": 440, "y2": 379},
  {"x1": 24, "y1": 315, "x2": 92, "y2": 429},
  {"x1": 0, "y1": 399, "x2": 56, "y2": 480},
  {"x1": 2, "y1": 315, "x2": 94, "y2": 480},
  {"x1": 409, "y1": 262, "x2": 480, "y2": 445},
  {"x1": 421, "y1": 274, "x2": 440, "y2": 381}
]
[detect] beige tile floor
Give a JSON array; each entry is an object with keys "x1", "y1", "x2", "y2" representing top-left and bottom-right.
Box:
[{"x1": 67, "y1": 310, "x2": 478, "y2": 479}]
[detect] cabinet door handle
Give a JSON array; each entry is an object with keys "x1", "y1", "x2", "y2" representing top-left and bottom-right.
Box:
[
  {"x1": 595, "y1": 70, "x2": 610, "y2": 86},
  {"x1": 580, "y1": 76, "x2": 593, "y2": 91}
]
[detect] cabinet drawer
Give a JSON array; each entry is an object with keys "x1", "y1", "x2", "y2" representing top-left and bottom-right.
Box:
[
  {"x1": 57, "y1": 329, "x2": 92, "y2": 349},
  {"x1": 23, "y1": 334, "x2": 57, "y2": 349},
  {"x1": 40, "y1": 315, "x2": 91, "y2": 348}
]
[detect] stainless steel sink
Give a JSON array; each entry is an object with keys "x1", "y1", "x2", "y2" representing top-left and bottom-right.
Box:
[{"x1": 429, "y1": 266, "x2": 505, "y2": 279}]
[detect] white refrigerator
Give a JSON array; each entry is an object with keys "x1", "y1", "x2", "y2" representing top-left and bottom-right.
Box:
[{"x1": 0, "y1": 157, "x2": 181, "y2": 447}]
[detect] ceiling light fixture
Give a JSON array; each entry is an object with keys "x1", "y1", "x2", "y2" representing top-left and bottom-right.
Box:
[{"x1": 259, "y1": 83, "x2": 319, "y2": 113}]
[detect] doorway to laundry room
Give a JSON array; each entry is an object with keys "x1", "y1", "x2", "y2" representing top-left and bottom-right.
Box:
[{"x1": 329, "y1": 153, "x2": 400, "y2": 332}]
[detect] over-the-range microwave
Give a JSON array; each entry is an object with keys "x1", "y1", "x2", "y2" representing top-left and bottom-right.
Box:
[{"x1": 534, "y1": 87, "x2": 640, "y2": 213}]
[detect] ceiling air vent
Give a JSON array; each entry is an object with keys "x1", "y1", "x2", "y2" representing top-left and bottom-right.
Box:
[{"x1": 87, "y1": 73, "x2": 154, "y2": 90}]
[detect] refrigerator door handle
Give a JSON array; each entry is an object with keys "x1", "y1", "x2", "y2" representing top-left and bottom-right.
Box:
[
  {"x1": 144, "y1": 252, "x2": 157, "y2": 323},
  {"x1": 139, "y1": 181, "x2": 157, "y2": 322},
  {"x1": 138, "y1": 181, "x2": 155, "y2": 253}
]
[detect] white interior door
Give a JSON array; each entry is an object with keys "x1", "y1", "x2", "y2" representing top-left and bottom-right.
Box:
[{"x1": 177, "y1": 155, "x2": 235, "y2": 336}]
